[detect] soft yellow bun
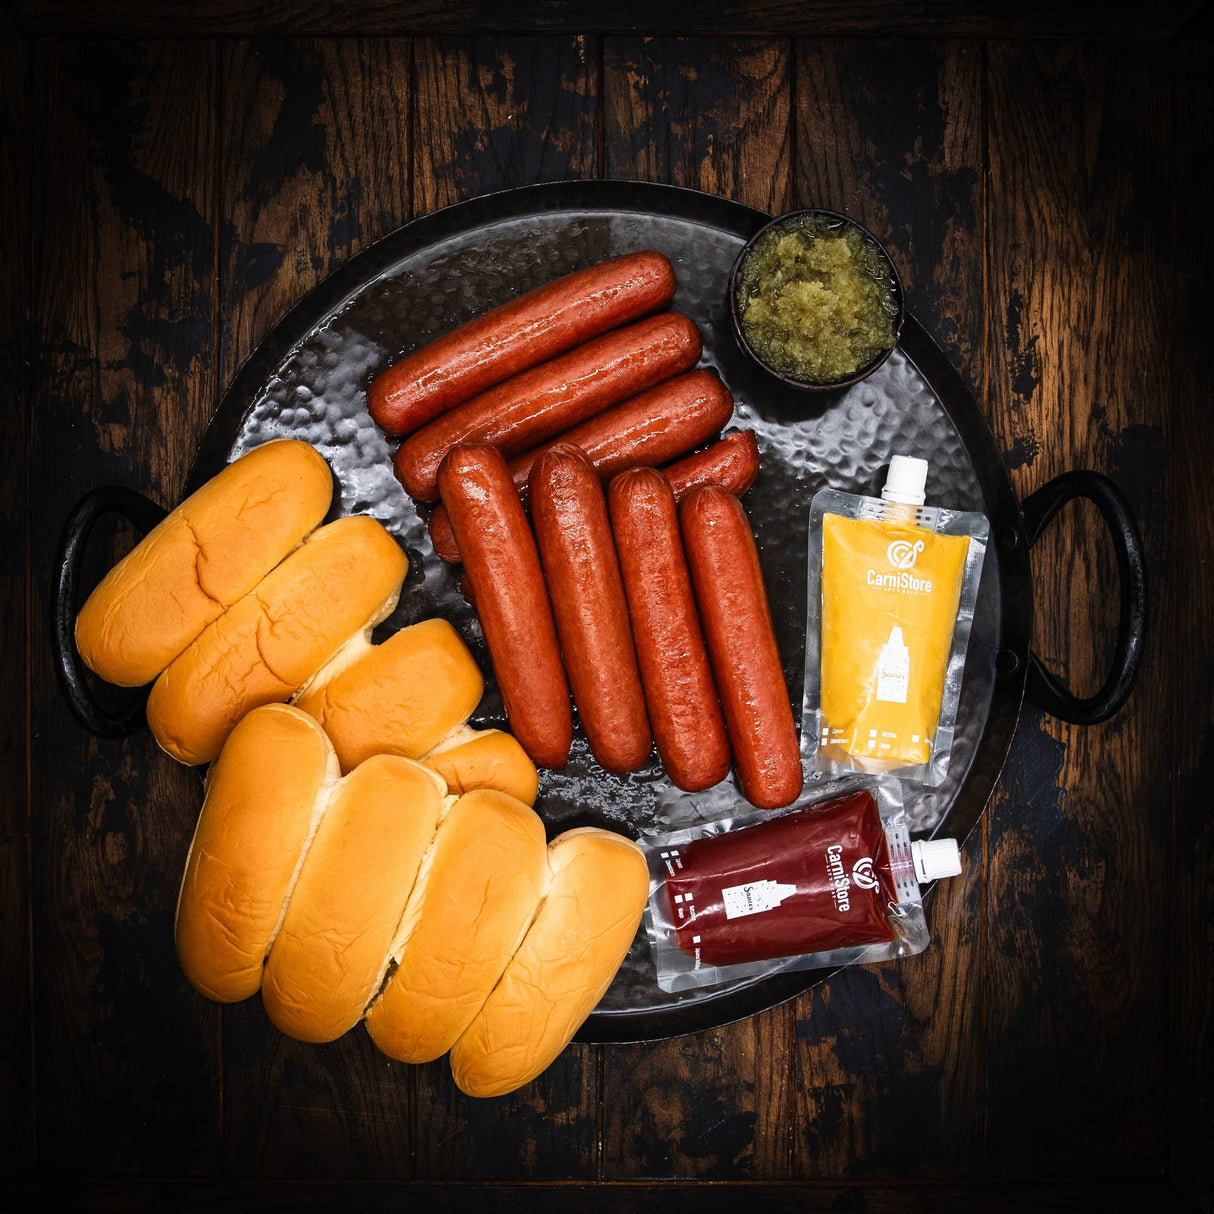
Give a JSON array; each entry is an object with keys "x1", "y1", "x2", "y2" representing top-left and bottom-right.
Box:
[
  {"x1": 422, "y1": 727, "x2": 539, "y2": 806},
  {"x1": 295, "y1": 618, "x2": 483, "y2": 772},
  {"x1": 146, "y1": 516, "x2": 407, "y2": 766},
  {"x1": 261, "y1": 755, "x2": 445, "y2": 1043},
  {"x1": 365, "y1": 790, "x2": 548, "y2": 1064},
  {"x1": 449, "y1": 827, "x2": 648, "y2": 1098},
  {"x1": 175, "y1": 705, "x2": 338, "y2": 1002},
  {"x1": 76, "y1": 440, "x2": 332, "y2": 687}
]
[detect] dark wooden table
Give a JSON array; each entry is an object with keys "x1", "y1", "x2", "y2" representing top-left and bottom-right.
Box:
[{"x1": 2, "y1": 3, "x2": 1211, "y2": 1211}]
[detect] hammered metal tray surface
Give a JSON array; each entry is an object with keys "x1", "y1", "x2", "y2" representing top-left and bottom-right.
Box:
[{"x1": 189, "y1": 183, "x2": 1029, "y2": 1042}]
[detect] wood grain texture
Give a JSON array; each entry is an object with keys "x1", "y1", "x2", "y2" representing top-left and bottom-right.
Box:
[
  {"x1": 408, "y1": 36, "x2": 602, "y2": 1179},
  {"x1": 27, "y1": 39, "x2": 221, "y2": 1175},
  {"x1": 5, "y1": 0, "x2": 1203, "y2": 38},
  {"x1": 0, "y1": 7, "x2": 32, "y2": 1182},
  {"x1": 796, "y1": 40, "x2": 984, "y2": 390},
  {"x1": 219, "y1": 38, "x2": 412, "y2": 381},
  {"x1": 792, "y1": 39, "x2": 985, "y2": 1180},
  {"x1": 7, "y1": 1179, "x2": 1203, "y2": 1213},
  {"x1": 413, "y1": 1054, "x2": 599, "y2": 1180},
  {"x1": 217, "y1": 37, "x2": 415, "y2": 1179},
  {"x1": 984, "y1": 41, "x2": 1173, "y2": 1176},
  {"x1": 604, "y1": 36, "x2": 791, "y2": 213},
  {"x1": 1168, "y1": 41, "x2": 1213, "y2": 1213},
  {"x1": 412, "y1": 36, "x2": 600, "y2": 215},
  {"x1": 599, "y1": 36, "x2": 793, "y2": 1181}
]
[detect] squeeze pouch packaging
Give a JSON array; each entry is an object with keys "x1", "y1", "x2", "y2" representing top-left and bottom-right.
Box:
[
  {"x1": 804, "y1": 456, "x2": 988, "y2": 786},
  {"x1": 642, "y1": 777, "x2": 963, "y2": 993}
]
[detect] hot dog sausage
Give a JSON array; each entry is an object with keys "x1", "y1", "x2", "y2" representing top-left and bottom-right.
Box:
[
  {"x1": 663, "y1": 429, "x2": 760, "y2": 500},
  {"x1": 607, "y1": 468, "x2": 731, "y2": 792},
  {"x1": 395, "y1": 312, "x2": 702, "y2": 502},
  {"x1": 505, "y1": 369, "x2": 732, "y2": 501},
  {"x1": 530, "y1": 445, "x2": 652, "y2": 774},
  {"x1": 679, "y1": 487, "x2": 803, "y2": 809},
  {"x1": 428, "y1": 417, "x2": 752, "y2": 566},
  {"x1": 368, "y1": 251, "x2": 676, "y2": 437},
  {"x1": 438, "y1": 444, "x2": 572, "y2": 770}
]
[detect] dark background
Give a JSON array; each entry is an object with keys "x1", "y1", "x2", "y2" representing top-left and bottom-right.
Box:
[{"x1": 1, "y1": 1, "x2": 1210, "y2": 1211}]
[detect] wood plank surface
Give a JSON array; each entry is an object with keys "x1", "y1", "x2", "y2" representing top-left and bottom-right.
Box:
[
  {"x1": 216, "y1": 37, "x2": 416, "y2": 1179},
  {"x1": 6, "y1": 0, "x2": 1203, "y2": 39},
  {"x1": 599, "y1": 36, "x2": 794, "y2": 1181},
  {"x1": 791, "y1": 39, "x2": 986, "y2": 1179},
  {"x1": 0, "y1": 7, "x2": 32, "y2": 1185},
  {"x1": 4, "y1": 20, "x2": 1209, "y2": 1199},
  {"x1": 1168, "y1": 41, "x2": 1214, "y2": 1214},
  {"x1": 6, "y1": 1178, "x2": 1203, "y2": 1214},
  {"x1": 983, "y1": 41, "x2": 1173, "y2": 1176},
  {"x1": 412, "y1": 35, "x2": 600, "y2": 216},
  {"x1": 409, "y1": 36, "x2": 603, "y2": 1181},
  {"x1": 26, "y1": 40, "x2": 221, "y2": 1176}
]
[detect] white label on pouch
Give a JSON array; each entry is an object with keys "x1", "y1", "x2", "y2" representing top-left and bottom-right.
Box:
[
  {"x1": 721, "y1": 879, "x2": 798, "y2": 920},
  {"x1": 876, "y1": 625, "x2": 911, "y2": 704}
]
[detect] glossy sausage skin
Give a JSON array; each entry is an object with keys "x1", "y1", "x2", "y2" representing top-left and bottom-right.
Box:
[
  {"x1": 663, "y1": 430, "x2": 760, "y2": 500},
  {"x1": 608, "y1": 468, "x2": 731, "y2": 792},
  {"x1": 506, "y1": 369, "x2": 732, "y2": 501},
  {"x1": 428, "y1": 419, "x2": 753, "y2": 566},
  {"x1": 679, "y1": 487, "x2": 803, "y2": 809},
  {"x1": 530, "y1": 445, "x2": 652, "y2": 774},
  {"x1": 368, "y1": 251, "x2": 676, "y2": 438},
  {"x1": 395, "y1": 312, "x2": 701, "y2": 502},
  {"x1": 437, "y1": 444, "x2": 572, "y2": 770}
]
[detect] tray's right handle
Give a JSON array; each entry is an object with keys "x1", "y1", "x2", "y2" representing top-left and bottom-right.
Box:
[
  {"x1": 1021, "y1": 470, "x2": 1147, "y2": 726},
  {"x1": 54, "y1": 486, "x2": 168, "y2": 737}
]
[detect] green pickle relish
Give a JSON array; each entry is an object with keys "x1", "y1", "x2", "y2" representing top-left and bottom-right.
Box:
[{"x1": 735, "y1": 215, "x2": 898, "y2": 384}]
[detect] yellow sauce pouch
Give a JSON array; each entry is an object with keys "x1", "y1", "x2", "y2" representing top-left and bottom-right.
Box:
[{"x1": 803, "y1": 458, "x2": 988, "y2": 786}]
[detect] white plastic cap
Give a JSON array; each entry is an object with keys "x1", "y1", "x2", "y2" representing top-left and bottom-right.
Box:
[
  {"x1": 911, "y1": 838, "x2": 962, "y2": 883},
  {"x1": 881, "y1": 455, "x2": 929, "y2": 505}
]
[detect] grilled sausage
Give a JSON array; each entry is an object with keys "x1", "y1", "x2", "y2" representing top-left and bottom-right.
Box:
[
  {"x1": 368, "y1": 251, "x2": 676, "y2": 437},
  {"x1": 679, "y1": 487, "x2": 802, "y2": 809},
  {"x1": 395, "y1": 312, "x2": 701, "y2": 502},
  {"x1": 505, "y1": 368, "x2": 732, "y2": 500},
  {"x1": 663, "y1": 429, "x2": 760, "y2": 500},
  {"x1": 428, "y1": 420, "x2": 753, "y2": 566},
  {"x1": 607, "y1": 468, "x2": 730, "y2": 792},
  {"x1": 530, "y1": 445, "x2": 652, "y2": 774},
  {"x1": 438, "y1": 443, "x2": 572, "y2": 770}
]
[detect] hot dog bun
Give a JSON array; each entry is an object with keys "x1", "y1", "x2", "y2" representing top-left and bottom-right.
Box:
[
  {"x1": 175, "y1": 704, "x2": 339, "y2": 1003},
  {"x1": 449, "y1": 827, "x2": 648, "y2": 1098},
  {"x1": 76, "y1": 440, "x2": 332, "y2": 687},
  {"x1": 422, "y1": 727, "x2": 539, "y2": 806},
  {"x1": 261, "y1": 754, "x2": 446, "y2": 1043},
  {"x1": 294, "y1": 618, "x2": 484, "y2": 773},
  {"x1": 365, "y1": 789, "x2": 549, "y2": 1063},
  {"x1": 146, "y1": 516, "x2": 407, "y2": 766}
]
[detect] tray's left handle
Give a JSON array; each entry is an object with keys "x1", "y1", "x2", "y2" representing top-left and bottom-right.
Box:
[
  {"x1": 1021, "y1": 470, "x2": 1147, "y2": 726},
  {"x1": 54, "y1": 486, "x2": 168, "y2": 737}
]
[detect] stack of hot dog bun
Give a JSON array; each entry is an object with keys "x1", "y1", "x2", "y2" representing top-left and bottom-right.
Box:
[
  {"x1": 369, "y1": 253, "x2": 802, "y2": 806},
  {"x1": 74, "y1": 441, "x2": 539, "y2": 801},
  {"x1": 177, "y1": 704, "x2": 648, "y2": 1097}
]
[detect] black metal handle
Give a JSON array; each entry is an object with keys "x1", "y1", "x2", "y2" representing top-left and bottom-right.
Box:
[
  {"x1": 1021, "y1": 470, "x2": 1147, "y2": 726},
  {"x1": 54, "y1": 486, "x2": 169, "y2": 737}
]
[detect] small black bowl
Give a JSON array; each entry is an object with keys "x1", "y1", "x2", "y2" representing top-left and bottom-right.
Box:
[{"x1": 728, "y1": 208, "x2": 906, "y2": 392}]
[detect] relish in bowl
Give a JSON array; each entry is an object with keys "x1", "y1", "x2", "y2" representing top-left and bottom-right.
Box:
[{"x1": 729, "y1": 210, "x2": 904, "y2": 390}]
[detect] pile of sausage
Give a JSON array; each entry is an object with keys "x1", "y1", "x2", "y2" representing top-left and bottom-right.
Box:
[{"x1": 368, "y1": 252, "x2": 803, "y2": 809}]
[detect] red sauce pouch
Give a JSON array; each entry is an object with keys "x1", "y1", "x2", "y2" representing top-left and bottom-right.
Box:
[{"x1": 641, "y1": 777, "x2": 961, "y2": 993}]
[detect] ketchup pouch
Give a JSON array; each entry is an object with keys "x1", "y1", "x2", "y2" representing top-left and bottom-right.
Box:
[
  {"x1": 803, "y1": 457, "x2": 989, "y2": 786},
  {"x1": 642, "y1": 777, "x2": 961, "y2": 993}
]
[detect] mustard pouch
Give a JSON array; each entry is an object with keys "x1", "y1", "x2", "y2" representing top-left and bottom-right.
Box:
[{"x1": 803, "y1": 469, "x2": 988, "y2": 787}]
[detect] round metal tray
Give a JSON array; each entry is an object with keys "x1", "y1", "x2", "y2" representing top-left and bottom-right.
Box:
[{"x1": 184, "y1": 181, "x2": 1033, "y2": 1042}]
